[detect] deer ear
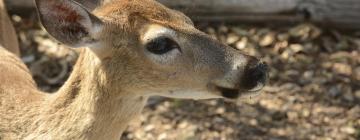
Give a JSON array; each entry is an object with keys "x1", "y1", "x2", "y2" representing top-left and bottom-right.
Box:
[
  {"x1": 73, "y1": 0, "x2": 101, "y2": 11},
  {"x1": 35, "y1": 0, "x2": 103, "y2": 47}
]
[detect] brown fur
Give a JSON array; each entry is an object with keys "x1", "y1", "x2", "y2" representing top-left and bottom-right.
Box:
[
  {"x1": 0, "y1": 0, "x2": 19, "y2": 56},
  {"x1": 0, "y1": 0, "x2": 261, "y2": 139}
]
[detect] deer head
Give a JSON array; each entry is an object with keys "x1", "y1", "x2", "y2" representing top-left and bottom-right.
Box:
[{"x1": 35, "y1": 0, "x2": 268, "y2": 100}]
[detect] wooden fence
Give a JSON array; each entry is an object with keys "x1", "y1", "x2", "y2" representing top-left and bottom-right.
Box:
[{"x1": 5, "y1": 0, "x2": 360, "y2": 29}]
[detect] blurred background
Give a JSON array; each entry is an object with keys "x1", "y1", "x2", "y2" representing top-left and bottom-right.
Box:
[{"x1": 4, "y1": 0, "x2": 360, "y2": 139}]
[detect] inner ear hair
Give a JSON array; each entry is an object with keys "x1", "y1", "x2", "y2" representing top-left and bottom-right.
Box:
[{"x1": 35, "y1": 0, "x2": 103, "y2": 47}]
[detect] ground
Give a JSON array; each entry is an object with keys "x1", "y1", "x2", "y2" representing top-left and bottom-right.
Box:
[{"x1": 11, "y1": 14, "x2": 360, "y2": 140}]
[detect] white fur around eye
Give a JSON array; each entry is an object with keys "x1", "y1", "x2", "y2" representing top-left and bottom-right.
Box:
[
  {"x1": 146, "y1": 48, "x2": 181, "y2": 64},
  {"x1": 142, "y1": 25, "x2": 177, "y2": 44},
  {"x1": 142, "y1": 24, "x2": 181, "y2": 64}
]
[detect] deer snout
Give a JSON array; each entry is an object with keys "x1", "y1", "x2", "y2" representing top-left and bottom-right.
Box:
[
  {"x1": 212, "y1": 54, "x2": 268, "y2": 99},
  {"x1": 241, "y1": 61, "x2": 268, "y2": 92}
]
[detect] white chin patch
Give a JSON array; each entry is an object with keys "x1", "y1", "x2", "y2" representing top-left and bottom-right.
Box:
[{"x1": 157, "y1": 90, "x2": 222, "y2": 100}]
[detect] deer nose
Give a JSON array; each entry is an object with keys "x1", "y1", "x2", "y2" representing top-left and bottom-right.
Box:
[{"x1": 241, "y1": 62, "x2": 268, "y2": 91}]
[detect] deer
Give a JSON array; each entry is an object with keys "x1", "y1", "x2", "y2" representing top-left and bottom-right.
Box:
[
  {"x1": 0, "y1": 0, "x2": 19, "y2": 56},
  {"x1": 0, "y1": 0, "x2": 268, "y2": 139}
]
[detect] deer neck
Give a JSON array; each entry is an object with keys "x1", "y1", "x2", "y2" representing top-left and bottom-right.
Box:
[{"x1": 42, "y1": 48, "x2": 147, "y2": 140}]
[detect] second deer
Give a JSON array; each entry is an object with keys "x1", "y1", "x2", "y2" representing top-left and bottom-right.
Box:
[{"x1": 0, "y1": 0, "x2": 268, "y2": 139}]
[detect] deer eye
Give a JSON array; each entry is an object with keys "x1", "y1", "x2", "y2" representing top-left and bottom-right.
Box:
[{"x1": 145, "y1": 37, "x2": 180, "y2": 55}]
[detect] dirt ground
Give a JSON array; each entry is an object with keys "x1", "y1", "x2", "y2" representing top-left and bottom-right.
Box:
[{"x1": 11, "y1": 13, "x2": 360, "y2": 140}]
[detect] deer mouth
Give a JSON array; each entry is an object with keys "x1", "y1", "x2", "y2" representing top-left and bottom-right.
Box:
[
  {"x1": 217, "y1": 87, "x2": 240, "y2": 99},
  {"x1": 216, "y1": 84, "x2": 264, "y2": 99}
]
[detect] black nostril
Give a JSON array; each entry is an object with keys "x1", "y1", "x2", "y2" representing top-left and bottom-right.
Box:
[
  {"x1": 252, "y1": 63, "x2": 268, "y2": 81},
  {"x1": 241, "y1": 62, "x2": 268, "y2": 90}
]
